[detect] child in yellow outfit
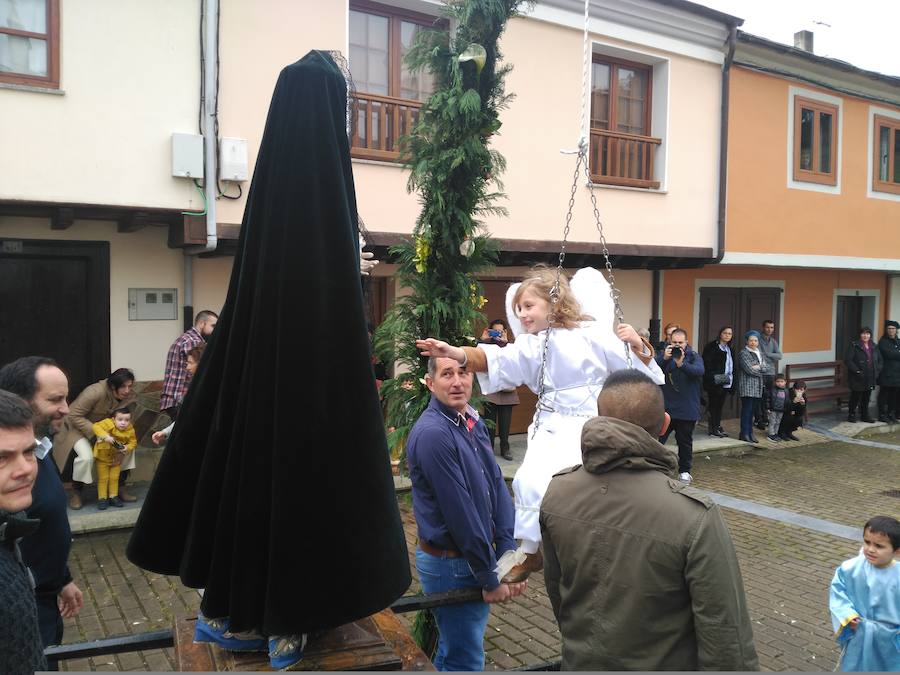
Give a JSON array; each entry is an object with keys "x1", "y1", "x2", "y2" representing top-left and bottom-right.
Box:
[{"x1": 92, "y1": 408, "x2": 137, "y2": 510}]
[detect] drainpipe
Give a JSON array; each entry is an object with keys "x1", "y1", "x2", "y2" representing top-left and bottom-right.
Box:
[
  {"x1": 182, "y1": 0, "x2": 218, "y2": 327},
  {"x1": 714, "y1": 24, "x2": 738, "y2": 263}
]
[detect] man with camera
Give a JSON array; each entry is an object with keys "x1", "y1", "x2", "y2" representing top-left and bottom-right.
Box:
[{"x1": 655, "y1": 329, "x2": 704, "y2": 483}]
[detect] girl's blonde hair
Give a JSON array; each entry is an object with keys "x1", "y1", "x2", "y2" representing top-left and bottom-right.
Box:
[{"x1": 511, "y1": 266, "x2": 592, "y2": 329}]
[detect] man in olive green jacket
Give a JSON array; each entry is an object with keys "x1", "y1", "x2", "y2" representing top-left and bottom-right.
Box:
[{"x1": 540, "y1": 369, "x2": 759, "y2": 671}]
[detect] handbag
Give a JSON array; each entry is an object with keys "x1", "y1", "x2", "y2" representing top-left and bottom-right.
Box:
[{"x1": 713, "y1": 373, "x2": 730, "y2": 385}]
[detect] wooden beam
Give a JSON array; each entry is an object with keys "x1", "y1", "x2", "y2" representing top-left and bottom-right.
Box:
[
  {"x1": 50, "y1": 207, "x2": 75, "y2": 230},
  {"x1": 117, "y1": 212, "x2": 149, "y2": 233}
]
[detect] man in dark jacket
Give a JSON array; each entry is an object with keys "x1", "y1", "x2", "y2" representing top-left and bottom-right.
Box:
[
  {"x1": 0, "y1": 357, "x2": 83, "y2": 670},
  {"x1": 655, "y1": 328, "x2": 704, "y2": 483},
  {"x1": 540, "y1": 370, "x2": 758, "y2": 671},
  {"x1": 0, "y1": 390, "x2": 47, "y2": 674},
  {"x1": 876, "y1": 320, "x2": 900, "y2": 422}
]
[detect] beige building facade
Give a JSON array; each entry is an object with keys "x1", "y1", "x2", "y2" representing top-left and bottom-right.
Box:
[{"x1": 1, "y1": 0, "x2": 738, "y2": 394}]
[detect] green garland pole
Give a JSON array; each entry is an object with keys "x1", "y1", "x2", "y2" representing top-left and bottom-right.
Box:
[{"x1": 372, "y1": 0, "x2": 528, "y2": 658}]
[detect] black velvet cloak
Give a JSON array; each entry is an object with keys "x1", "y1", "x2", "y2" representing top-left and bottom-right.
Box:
[{"x1": 126, "y1": 51, "x2": 411, "y2": 636}]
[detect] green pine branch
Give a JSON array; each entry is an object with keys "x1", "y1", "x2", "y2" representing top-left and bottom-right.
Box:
[{"x1": 374, "y1": 0, "x2": 528, "y2": 462}]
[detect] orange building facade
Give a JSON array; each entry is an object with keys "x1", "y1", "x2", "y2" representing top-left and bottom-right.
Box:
[{"x1": 661, "y1": 32, "x2": 900, "y2": 370}]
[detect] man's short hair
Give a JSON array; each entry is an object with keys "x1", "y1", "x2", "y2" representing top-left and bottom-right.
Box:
[
  {"x1": 195, "y1": 310, "x2": 218, "y2": 324},
  {"x1": 774, "y1": 373, "x2": 786, "y2": 380},
  {"x1": 598, "y1": 369, "x2": 665, "y2": 437},
  {"x1": 762, "y1": 320, "x2": 775, "y2": 327},
  {"x1": 0, "y1": 356, "x2": 61, "y2": 402},
  {"x1": 670, "y1": 328, "x2": 687, "y2": 340},
  {"x1": 0, "y1": 389, "x2": 34, "y2": 430}
]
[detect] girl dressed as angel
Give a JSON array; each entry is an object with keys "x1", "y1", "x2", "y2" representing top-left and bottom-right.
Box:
[{"x1": 416, "y1": 266, "x2": 665, "y2": 582}]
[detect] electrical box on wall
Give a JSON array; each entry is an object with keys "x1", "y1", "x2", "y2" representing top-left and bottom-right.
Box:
[
  {"x1": 219, "y1": 137, "x2": 249, "y2": 181},
  {"x1": 129, "y1": 288, "x2": 178, "y2": 320},
  {"x1": 171, "y1": 133, "x2": 204, "y2": 178}
]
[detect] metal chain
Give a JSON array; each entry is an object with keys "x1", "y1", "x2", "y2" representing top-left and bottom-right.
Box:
[
  {"x1": 582, "y1": 157, "x2": 633, "y2": 369},
  {"x1": 532, "y1": 149, "x2": 584, "y2": 436},
  {"x1": 532, "y1": 0, "x2": 634, "y2": 435}
]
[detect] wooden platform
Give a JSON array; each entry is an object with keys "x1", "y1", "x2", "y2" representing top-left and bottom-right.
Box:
[{"x1": 175, "y1": 609, "x2": 434, "y2": 671}]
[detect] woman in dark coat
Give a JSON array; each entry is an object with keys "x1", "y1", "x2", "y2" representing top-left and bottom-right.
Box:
[
  {"x1": 701, "y1": 326, "x2": 735, "y2": 437},
  {"x1": 126, "y1": 51, "x2": 410, "y2": 669},
  {"x1": 844, "y1": 326, "x2": 883, "y2": 422},
  {"x1": 876, "y1": 320, "x2": 900, "y2": 422}
]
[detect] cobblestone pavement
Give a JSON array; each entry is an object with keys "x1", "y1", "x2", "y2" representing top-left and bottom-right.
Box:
[{"x1": 58, "y1": 436, "x2": 899, "y2": 672}]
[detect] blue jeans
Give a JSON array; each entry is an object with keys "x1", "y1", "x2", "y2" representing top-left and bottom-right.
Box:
[
  {"x1": 415, "y1": 549, "x2": 489, "y2": 671},
  {"x1": 740, "y1": 396, "x2": 758, "y2": 438}
]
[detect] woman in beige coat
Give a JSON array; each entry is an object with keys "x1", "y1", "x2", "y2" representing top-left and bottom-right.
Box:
[{"x1": 54, "y1": 368, "x2": 136, "y2": 509}]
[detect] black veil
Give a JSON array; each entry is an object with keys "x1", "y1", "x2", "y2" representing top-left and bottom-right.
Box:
[{"x1": 127, "y1": 50, "x2": 411, "y2": 635}]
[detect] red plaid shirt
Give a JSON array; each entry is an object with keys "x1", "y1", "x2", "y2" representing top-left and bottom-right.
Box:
[{"x1": 160, "y1": 327, "x2": 204, "y2": 410}]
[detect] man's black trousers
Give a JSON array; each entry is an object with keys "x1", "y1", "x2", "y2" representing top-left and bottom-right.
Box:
[{"x1": 659, "y1": 419, "x2": 695, "y2": 474}]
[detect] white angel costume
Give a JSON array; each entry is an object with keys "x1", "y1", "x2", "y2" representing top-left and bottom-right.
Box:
[{"x1": 476, "y1": 268, "x2": 664, "y2": 550}]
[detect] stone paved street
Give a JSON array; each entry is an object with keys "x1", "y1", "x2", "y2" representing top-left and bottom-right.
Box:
[{"x1": 57, "y1": 436, "x2": 898, "y2": 672}]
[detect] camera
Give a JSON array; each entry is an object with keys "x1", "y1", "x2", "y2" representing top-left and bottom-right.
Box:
[
  {"x1": 488, "y1": 329, "x2": 502, "y2": 338},
  {"x1": 670, "y1": 346, "x2": 683, "y2": 358}
]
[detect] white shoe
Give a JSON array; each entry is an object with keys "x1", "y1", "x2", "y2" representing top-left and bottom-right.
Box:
[{"x1": 678, "y1": 472, "x2": 693, "y2": 483}]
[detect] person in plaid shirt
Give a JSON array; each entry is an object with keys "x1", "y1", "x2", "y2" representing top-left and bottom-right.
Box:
[{"x1": 160, "y1": 310, "x2": 217, "y2": 417}]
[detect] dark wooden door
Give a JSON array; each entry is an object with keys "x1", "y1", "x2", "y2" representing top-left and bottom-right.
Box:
[
  {"x1": 698, "y1": 286, "x2": 781, "y2": 419},
  {"x1": 0, "y1": 239, "x2": 110, "y2": 399},
  {"x1": 835, "y1": 296, "x2": 862, "y2": 360}
]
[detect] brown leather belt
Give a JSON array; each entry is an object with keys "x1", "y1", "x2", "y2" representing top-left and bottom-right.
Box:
[{"x1": 419, "y1": 540, "x2": 462, "y2": 558}]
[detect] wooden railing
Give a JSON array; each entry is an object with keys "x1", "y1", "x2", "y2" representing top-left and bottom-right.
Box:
[
  {"x1": 589, "y1": 128, "x2": 661, "y2": 189},
  {"x1": 350, "y1": 92, "x2": 422, "y2": 162}
]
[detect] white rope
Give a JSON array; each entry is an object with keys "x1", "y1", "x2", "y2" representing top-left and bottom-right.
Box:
[{"x1": 580, "y1": 0, "x2": 590, "y2": 150}]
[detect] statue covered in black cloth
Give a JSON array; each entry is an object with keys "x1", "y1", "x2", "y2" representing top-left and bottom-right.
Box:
[{"x1": 127, "y1": 51, "x2": 410, "y2": 669}]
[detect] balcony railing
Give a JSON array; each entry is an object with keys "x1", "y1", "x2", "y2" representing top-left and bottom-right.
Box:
[
  {"x1": 351, "y1": 92, "x2": 423, "y2": 162},
  {"x1": 589, "y1": 128, "x2": 661, "y2": 189}
]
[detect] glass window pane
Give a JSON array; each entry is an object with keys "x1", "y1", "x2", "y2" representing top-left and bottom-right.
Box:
[
  {"x1": 818, "y1": 112, "x2": 832, "y2": 174},
  {"x1": 0, "y1": 33, "x2": 46, "y2": 76},
  {"x1": 348, "y1": 11, "x2": 388, "y2": 95},
  {"x1": 799, "y1": 108, "x2": 814, "y2": 171},
  {"x1": 590, "y1": 62, "x2": 610, "y2": 129},
  {"x1": 878, "y1": 125, "x2": 890, "y2": 182},
  {"x1": 400, "y1": 21, "x2": 433, "y2": 101},
  {"x1": 616, "y1": 67, "x2": 647, "y2": 135},
  {"x1": 894, "y1": 128, "x2": 900, "y2": 184},
  {"x1": 0, "y1": 0, "x2": 47, "y2": 33}
]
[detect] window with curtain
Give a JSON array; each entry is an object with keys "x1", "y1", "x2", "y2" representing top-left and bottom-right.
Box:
[
  {"x1": 348, "y1": 1, "x2": 437, "y2": 161},
  {"x1": 873, "y1": 115, "x2": 900, "y2": 195},
  {"x1": 0, "y1": 0, "x2": 59, "y2": 88},
  {"x1": 793, "y1": 96, "x2": 838, "y2": 186}
]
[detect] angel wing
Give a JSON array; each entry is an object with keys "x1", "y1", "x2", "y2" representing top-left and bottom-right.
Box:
[
  {"x1": 570, "y1": 267, "x2": 616, "y2": 331},
  {"x1": 505, "y1": 282, "x2": 525, "y2": 338}
]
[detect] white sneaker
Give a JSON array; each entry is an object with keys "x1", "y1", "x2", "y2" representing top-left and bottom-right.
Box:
[{"x1": 678, "y1": 472, "x2": 693, "y2": 483}]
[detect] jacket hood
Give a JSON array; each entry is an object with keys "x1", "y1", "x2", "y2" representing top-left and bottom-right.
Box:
[{"x1": 580, "y1": 416, "x2": 678, "y2": 475}]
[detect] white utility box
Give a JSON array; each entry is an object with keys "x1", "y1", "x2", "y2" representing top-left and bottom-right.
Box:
[
  {"x1": 219, "y1": 137, "x2": 249, "y2": 181},
  {"x1": 171, "y1": 133, "x2": 204, "y2": 178},
  {"x1": 128, "y1": 288, "x2": 178, "y2": 321}
]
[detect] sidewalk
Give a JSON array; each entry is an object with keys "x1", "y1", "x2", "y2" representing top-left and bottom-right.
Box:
[{"x1": 67, "y1": 409, "x2": 897, "y2": 533}]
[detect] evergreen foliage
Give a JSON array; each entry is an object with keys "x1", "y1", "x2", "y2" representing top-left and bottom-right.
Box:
[{"x1": 374, "y1": 0, "x2": 527, "y2": 458}]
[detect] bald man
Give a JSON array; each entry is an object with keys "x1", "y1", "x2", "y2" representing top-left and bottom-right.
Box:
[{"x1": 539, "y1": 369, "x2": 758, "y2": 671}]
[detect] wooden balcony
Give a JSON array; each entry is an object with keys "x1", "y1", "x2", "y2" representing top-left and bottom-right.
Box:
[
  {"x1": 589, "y1": 128, "x2": 661, "y2": 189},
  {"x1": 351, "y1": 92, "x2": 422, "y2": 162}
]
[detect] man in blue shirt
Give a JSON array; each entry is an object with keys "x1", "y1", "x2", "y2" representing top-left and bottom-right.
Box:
[{"x1": 407, "y1": 356, "x2": 523, "y2": 671}]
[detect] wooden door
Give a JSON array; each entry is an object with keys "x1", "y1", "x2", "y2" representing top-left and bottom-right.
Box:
[
  {"x1": 0, "y1": 239, "x2": 110, "y2": 399},
  {"x1": 698, "y1": 286, "x2": 781, "y2": 418},
  {"x1": 835, "y1": 296, "x2": 862, "y2": 360}
]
